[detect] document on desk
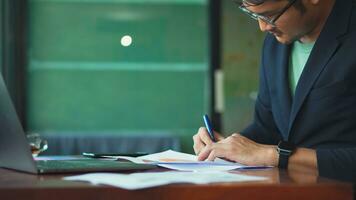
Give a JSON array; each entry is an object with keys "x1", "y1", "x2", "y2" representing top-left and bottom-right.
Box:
[
  {"x1": 111, "y1": 150, "x2": 270, "y2": 172},
  {"x1": 64, "y1": 171, "x2": 267, "y2": 190}
]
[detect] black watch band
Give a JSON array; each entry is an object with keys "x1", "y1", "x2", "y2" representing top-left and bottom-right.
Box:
[{"x1": 277, "y1": 141, "x2": 296, "y2": 169}]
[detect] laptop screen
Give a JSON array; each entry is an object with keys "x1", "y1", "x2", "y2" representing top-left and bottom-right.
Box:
[{"x1": 0, "y1": 75, "x2": 38, "y2": 173}]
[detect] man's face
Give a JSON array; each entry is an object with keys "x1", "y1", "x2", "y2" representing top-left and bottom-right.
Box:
[{"x1": 246, "y1": 0, "x2": 316, "y2": 44}]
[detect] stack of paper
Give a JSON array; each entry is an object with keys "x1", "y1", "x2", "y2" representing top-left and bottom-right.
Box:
[
  {"x1": 110, "y1": 150, "x2": 270, "y2": 172},
  {"x1": 64, "y1": 171, "x2": 267, "y2": 190},
  {"x1": 64, "y1": 150, "x2": 270, "y2": 190}
]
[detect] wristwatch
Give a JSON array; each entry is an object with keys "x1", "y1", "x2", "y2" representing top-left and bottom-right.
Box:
[{"x1": 277, "y1": 141, "x2": 296, "y2": 169}]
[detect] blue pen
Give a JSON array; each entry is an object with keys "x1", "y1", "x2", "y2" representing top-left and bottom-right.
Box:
[{"x1": 203, "y1": 114, "x2": 216, "y2": 142}]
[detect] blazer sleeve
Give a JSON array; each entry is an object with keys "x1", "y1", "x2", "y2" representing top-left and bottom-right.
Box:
[
  {"x1": 240, "y1": 36, "x2": 282, "y2": 145},
  {"x1": 317, "y1": 148, "x2": 356, "y2": 182}
]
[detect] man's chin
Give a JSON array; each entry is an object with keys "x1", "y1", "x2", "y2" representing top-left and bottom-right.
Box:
[{"x1": 274, "y1": 35, "x2": 294, "y2": 45}]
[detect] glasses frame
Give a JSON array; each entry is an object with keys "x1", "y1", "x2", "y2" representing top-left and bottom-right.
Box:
[{"x1": 239, "y1": 0, "x2": 298, "y2": 27}]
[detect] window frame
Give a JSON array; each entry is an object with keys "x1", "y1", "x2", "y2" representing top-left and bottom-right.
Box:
[{"x1": 1, "y1": 0, "x2": 28, "y2": 127}]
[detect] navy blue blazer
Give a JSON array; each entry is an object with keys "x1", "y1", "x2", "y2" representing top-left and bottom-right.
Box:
[{"x1": 241, "y1": 0, "x2": 356, "y2": 182}]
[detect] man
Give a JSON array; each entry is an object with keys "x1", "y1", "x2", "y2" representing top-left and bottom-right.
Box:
[{"x1": 193, "y1": 0, "x2": 356, "y2": 182}]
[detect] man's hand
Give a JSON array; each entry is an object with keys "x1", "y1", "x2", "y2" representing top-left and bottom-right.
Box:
[
  {"x1": 197, "y1": 133, "x2": 278, "y2": 166},
  {"x1": 192, "y1": 127, "x2": 225, "y2": 155}
]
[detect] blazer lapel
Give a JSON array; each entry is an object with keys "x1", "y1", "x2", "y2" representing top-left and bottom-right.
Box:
[
  {"x1": 287, "y1": 0, "x2": 352, "y2": 137},
  {"x1": 288, "y1": 39, "x2": 340, "y2": 134},
  {"x1": 274, "y1": 44, "x2": 292, "y2": 140}
]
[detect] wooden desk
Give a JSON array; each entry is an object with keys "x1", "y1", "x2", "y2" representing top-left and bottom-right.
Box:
[{"x1": 0, "y1": 168, "x2": 353, "y2": 200}]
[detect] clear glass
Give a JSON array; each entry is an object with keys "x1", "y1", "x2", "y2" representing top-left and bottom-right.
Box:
[
  {"x1": 221, "y1": 0, "x2": 265, "y2": 134},
  {"x1": 26, "y1": 133, "x2": 48, "y2": 157}
]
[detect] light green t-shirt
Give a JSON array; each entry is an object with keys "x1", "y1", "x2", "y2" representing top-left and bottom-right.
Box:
[{"x1": 289, "y1": 41, "x2": 315, "y2": 95}]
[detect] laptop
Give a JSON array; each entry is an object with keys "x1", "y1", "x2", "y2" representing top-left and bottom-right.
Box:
[{"x1": 0, "y1": 76, "x2": 156, "y2": 174}]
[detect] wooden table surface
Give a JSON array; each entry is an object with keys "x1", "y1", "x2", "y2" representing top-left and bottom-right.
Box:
[{"x1": 0, "y1": 167, "x2": 353, "y2": 200}]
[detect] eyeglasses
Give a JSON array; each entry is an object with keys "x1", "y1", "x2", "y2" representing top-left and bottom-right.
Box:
[{"x1": 238, "y1": 0, "x2": 298, "y2": 27}]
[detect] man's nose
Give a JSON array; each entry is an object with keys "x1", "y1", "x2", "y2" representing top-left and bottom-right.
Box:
[{"x1": 258, "y1": 19, "x2": 274, "y2": 32}]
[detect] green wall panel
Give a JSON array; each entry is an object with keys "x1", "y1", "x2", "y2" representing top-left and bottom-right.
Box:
[
  {"x1": 28, "y1": 1, "x2": 208, "y2": 62},
  {"x1": 27, "y1": 0, "x2": 210, "y2": 153},
  {"x1": 27, "y1": 69, "x2": 207, "y2": 131}
]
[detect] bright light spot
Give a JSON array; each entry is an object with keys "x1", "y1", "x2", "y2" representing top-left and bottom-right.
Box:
[{"x1": 121, "y1": 35, "x2": 132, "y2": 47}]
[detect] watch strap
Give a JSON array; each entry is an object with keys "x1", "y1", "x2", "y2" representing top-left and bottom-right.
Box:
[
  {"x1": 278, "y1": 151, "x2": 290, "y2": 169},
  {"x1": 277, "y1": 141, "x2": 296, "y2": 169}
]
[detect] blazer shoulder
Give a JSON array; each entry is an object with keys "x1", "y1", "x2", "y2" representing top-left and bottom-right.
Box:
[
  {"x1": 262, "y1": 34, "x2": 284, "y2": 53},
  {"x1": 350, "y1": 1, "x2": 356, "y2": 31},
  {"x1": 262, "y1": 34, "x2": 276, "y2": 48},
  {"x1": 261, "y1": 34, "x2": 287, "y2": 64}
]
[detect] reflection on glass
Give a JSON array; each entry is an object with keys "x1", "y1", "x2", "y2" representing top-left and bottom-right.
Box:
[
  {"x1": 232, "y1": 168, "x2": 281, "y2": 183},
  {"x1": 288, "y1": 169, "x2": 318, "y2": 183},
  {"x1": 121, "y1": 35, "x2": 132, "y2": 47}
]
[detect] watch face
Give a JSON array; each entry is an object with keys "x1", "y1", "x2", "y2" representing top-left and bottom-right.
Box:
[{"x1": 278, "y1": 141, "x2": 296, "y2": 151}]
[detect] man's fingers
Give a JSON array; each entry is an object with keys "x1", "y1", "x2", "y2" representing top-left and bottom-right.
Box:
[
  {"x1": 206, "y1": 143, "x2": 227, "y2": 161},
  {"x1": 198, "y1": 127, "x2": 214, "y2": 145},
  {"x1": 197, "y1": 143, "x2": 227, "y2": 161},
  {"x1": 197, "y1": 145, "x2": 213, "y2": 161},
  {"x1": 193, "y1": 127, "x2": 213, "y2": 155},
  {"x1": 192, "y1": 130, "x2": 204, "y2": 154},
  {"x1": 193, "y1": 139, "x2": 204, "y2": 155},
  {"x1": 206, "y1": 149, "x2": 217, "y2": 161},
  {"x1": 193, "y1": 127, "x2": 226, "y2": 156}
]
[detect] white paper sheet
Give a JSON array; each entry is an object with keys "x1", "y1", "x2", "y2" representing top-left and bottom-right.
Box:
[
  {"x1": 137, "y1": 150, "x2": 198, "y2": 162},
  {"x1": 113, "y1": 150, "x2": 270, "y2": 171},
  {"x1": 64, "y1": 171, "x2": 267, "y2": 190}
]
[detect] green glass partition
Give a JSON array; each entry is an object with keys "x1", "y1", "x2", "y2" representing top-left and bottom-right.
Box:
[
  {"x1": 27, "y1": 0, "x2": 210, "y2": 152},
  {"x1": 221, "y1": 0, "x2": 265, "y2": 134}
]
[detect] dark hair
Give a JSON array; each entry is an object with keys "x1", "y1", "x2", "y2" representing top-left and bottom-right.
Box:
[{"x1": 241, "y1": 0, "x2": 306, "y2": 13}]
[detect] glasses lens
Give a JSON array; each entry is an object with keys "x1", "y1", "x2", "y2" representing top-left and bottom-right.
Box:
[
  {"x1": 259, "y1": 16, "x2": 276, "y2": 27},
  {"x1": 239, "y1": 4, "x2": 276, "y2": 26},
  {"x1": 239, "y1": 5, "x2": 258, "y2": 20}
]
